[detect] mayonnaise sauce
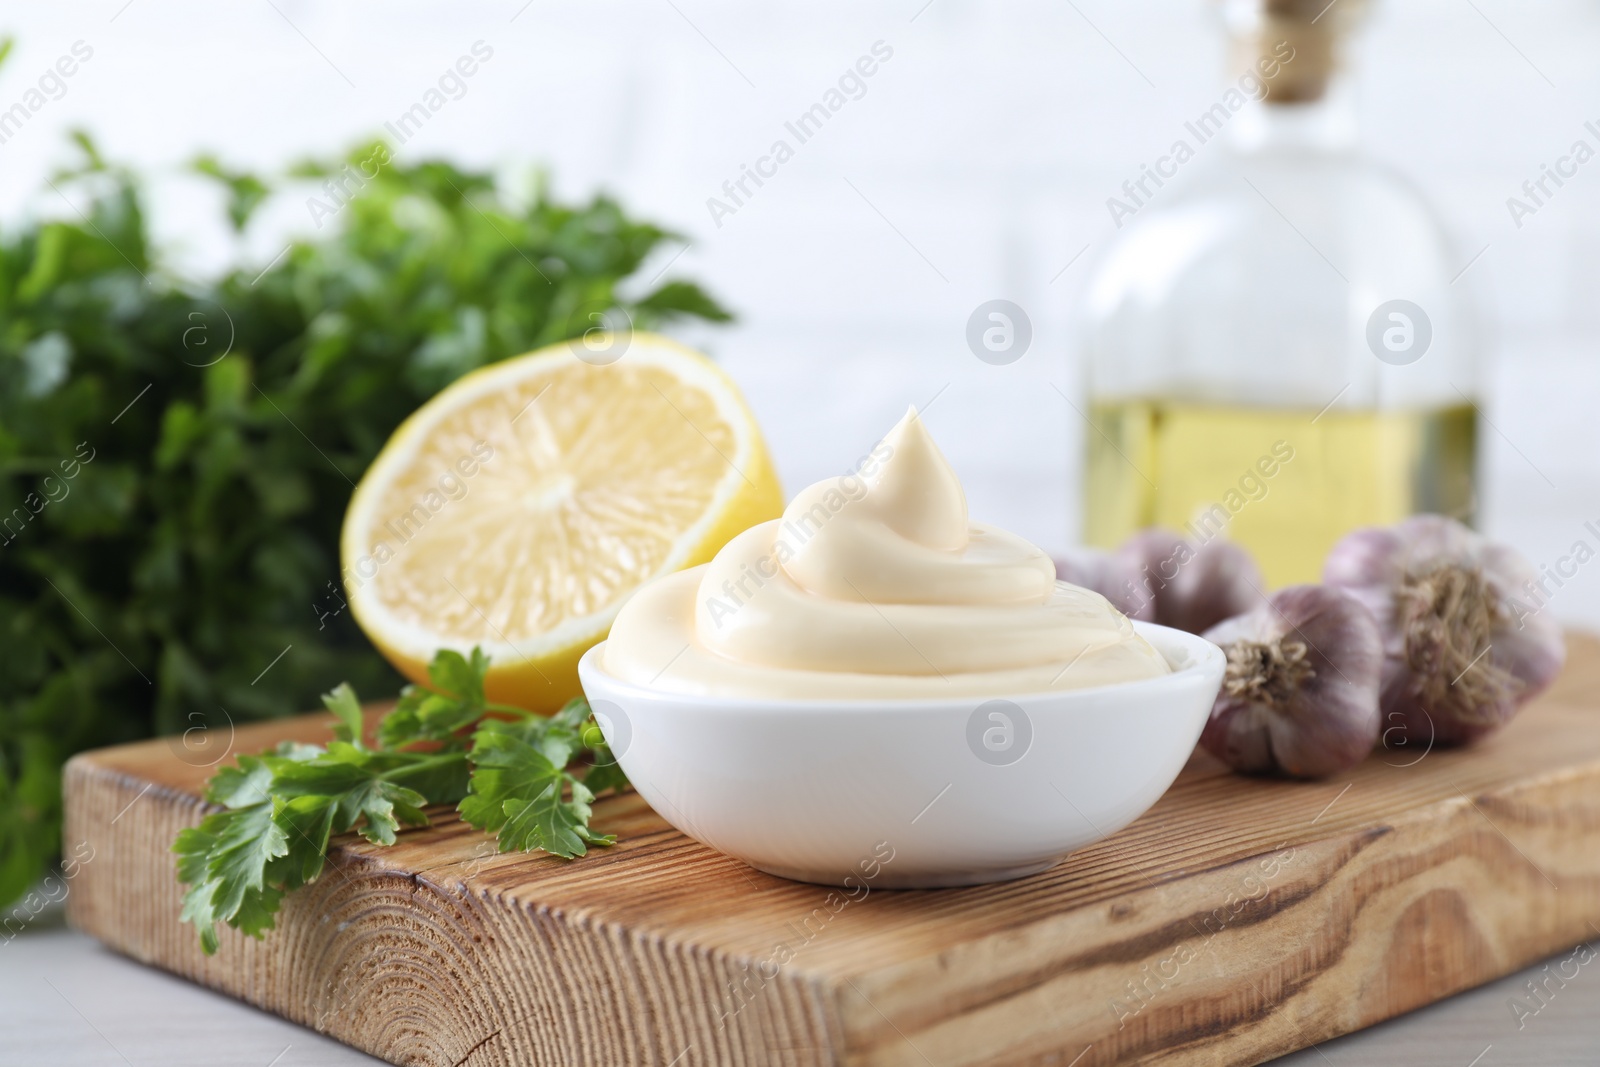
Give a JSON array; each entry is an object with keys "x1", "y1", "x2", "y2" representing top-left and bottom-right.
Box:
[{"x1": 603, "y1": 407, "x2": 1169, "y2": 698}]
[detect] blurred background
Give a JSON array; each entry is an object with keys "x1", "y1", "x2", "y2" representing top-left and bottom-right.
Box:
[{"x1": 1, "y1": 0, "x2": 1594, "y2": 603}]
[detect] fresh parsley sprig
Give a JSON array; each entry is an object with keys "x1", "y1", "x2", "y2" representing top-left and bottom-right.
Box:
[{"x1": 173, "y1": 648, "x2": 625, "y2": 954}]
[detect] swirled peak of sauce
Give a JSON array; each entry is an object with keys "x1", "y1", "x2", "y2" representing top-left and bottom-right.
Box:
[{"x1": 603, "y1": 407, "x2": 1169, "y2": 698}]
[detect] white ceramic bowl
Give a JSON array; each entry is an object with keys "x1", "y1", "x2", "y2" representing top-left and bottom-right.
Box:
[{"x1": 577, "y1": 621, "x2": 1225, "y2": 888}]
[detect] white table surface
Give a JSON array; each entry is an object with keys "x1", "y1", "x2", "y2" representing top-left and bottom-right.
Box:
[{"x1": 4, "y1": 912, "x2": 1596, "y2": 1066}]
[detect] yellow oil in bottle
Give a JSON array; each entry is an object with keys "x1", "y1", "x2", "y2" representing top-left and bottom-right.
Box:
[{"x1": 1084, "y1": 401, "x2": 1477, "y2": 587}]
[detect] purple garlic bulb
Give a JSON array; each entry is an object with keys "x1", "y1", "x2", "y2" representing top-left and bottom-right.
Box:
[
  {"x1": 1116, "y1": 528, "x2": 1266, "y2": 635},
  {"x1": 1324, "y1": 515, "x2": 1566, "y2": 747},
  {"x1": 1200, "y1": 585, "x2": 1384, "y2": 779}
]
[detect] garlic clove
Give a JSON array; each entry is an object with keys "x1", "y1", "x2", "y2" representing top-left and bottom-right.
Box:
[
  {"x1": 1054, "y1": 547, "x2": 1155, "y2": 620},
  {"x1": 1200, "y1": 585, "x2": 1383, "y2": 779},
  {"x1": 1481, "y1": 540, "x2": 1566, "y2": 694},
  {"x1": 1324, "y1": 515, "x2": 1566, "y2": 747},
  {"x1": 1116, "y1": 528, "x2": 1267, "y2": 635}
]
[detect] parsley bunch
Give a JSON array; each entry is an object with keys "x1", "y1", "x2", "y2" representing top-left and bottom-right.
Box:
[{"x1": 174, "y1": 648, "x2": 625, "y2": 954}]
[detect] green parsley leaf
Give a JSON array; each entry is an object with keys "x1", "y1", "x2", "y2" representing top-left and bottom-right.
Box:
[
  {"x1": 375, "y1": 648, "x2": 500, "y2": 751},
  {"x1": 321, "y1": 683, "x2": 364, "y2": 745},
  {"x1": 174, "y1": 801, "x2": 288, "y2": 953},
  {"x1": 429, "y1": 648, "x2": 488, "y2": 707},
  {"x1": 456, "y1": 722, "x2": 556, "y2": 836},
  {"x1": 201, "y1": 801, "x2": 289, "y2": 924},
  {"x1": 268, "y1": 744, "x2": 432, "y2": 846},
  {"x1": 458, "y1": 717, "x2": 614, "y2": 858},
  {"x1": 204, "y1": 754, "x2": 275, "y2": 808},
  {"x1": 501, "y1": 776, "x2": 612, "y2": 858},
  {"x1": 269, "y1": 794, "x2": 338, "y2": 887},
  {"x1": 378, "y1": 686, "x2": 480, "y2": 751},
  {"x1": 175, "y1": 647, "x2": 623, "y2": 953}
]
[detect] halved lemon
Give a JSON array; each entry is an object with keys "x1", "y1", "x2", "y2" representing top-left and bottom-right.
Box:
[{"x1": 341, "y1": 332, "x2": 782, "y2": 710}]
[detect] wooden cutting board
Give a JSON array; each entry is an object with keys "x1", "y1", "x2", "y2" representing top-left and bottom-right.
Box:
[{"x1": 64, "y1": 635, "x2": 1600, "y2": 1067}]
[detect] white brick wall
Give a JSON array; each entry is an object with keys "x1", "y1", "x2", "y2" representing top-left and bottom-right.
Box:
[{"x1": 4, "y1": 0, "x2": 1598, "y2": 623}]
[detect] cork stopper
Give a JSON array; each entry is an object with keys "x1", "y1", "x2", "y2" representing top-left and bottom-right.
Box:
[{"x1": 1221, "y1": 0, "x2": 1370, "y2": 104}]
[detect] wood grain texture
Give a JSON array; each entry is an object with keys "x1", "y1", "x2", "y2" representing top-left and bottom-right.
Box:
[{"x1": 63, "y1": 636, "x2": 1600, "y2": 1067}]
